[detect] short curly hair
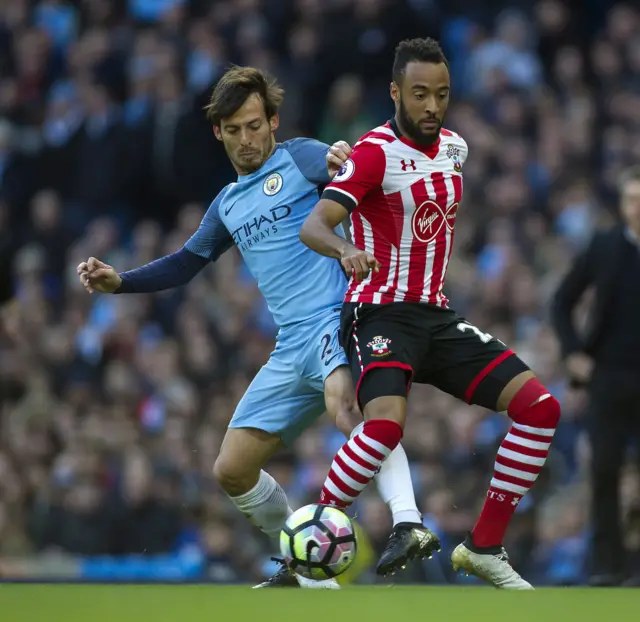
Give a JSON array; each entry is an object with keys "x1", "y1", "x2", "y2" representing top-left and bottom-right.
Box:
[{"x1": 392, "y1": 38, "x2": 449, "y2": 83}]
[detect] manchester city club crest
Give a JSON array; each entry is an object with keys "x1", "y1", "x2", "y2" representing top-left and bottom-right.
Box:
[
  {"x1": 446, "y1": 144, "x2": 462, "y2": 172},
  {"x1": 263, "y1": 172, "x2": 283, "y2": 195},
  {"x1": 367, "y1": 335, "x2": 392, "y2": 357}
]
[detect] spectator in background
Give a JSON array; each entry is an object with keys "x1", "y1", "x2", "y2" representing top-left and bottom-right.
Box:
[
  {"x1": 552, "y1": 166, "x2": 640, "y2": 587},
  {"x1": 463, "y1": 9, "x2": 543, "y2": 97},
  {"x1": 66, "y1": 80, "x2": 141, "y2": 233},
  {"x1": 0, "y1": 201, "x2": 13, "y2": 308},
  {"x1": 317, "y1": 75, "x2": 373, "y2": 147},
  {"x1": 0, "y1": 120, "x2": 32, "y2": 220}
]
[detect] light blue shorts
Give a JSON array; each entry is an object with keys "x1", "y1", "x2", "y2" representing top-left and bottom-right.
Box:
[{"x1": 229, "y1": 308, "x2": 348, "y2": 446}]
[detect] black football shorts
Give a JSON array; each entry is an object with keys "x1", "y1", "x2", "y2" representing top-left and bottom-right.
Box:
[{"x1": 340, "y1": 302, "x2": 529, "y2": 410}]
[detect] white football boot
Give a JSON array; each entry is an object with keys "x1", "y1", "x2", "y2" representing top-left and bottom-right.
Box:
[
  {"x1": 451, "y1": 535, "x2": 533, "y2": 590},
  {"x1": 253, "y1": 558, "x2": 340, "y2": 589},
  {"x1": 295, "y1": 574, "x2": 341, "y2": 589}
]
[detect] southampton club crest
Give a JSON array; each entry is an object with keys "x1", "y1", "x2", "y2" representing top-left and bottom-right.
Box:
[
  {"x1": 263, "y1": 172, "x2": 283, "y2": 196},
  {"x1": 367, "y1": 335, "x2": 392, "y2": 357},
  {"x1": 446, "y1": 144, "x2": 462, "y2": 172}
]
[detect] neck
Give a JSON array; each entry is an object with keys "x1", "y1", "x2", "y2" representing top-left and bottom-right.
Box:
[{"x1": 393, "y1": 113, "x2": 410, "y2": 140}]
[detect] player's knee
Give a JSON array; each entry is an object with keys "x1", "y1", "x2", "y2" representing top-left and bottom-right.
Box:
[
  {"x1": 335, "y1": 405, "x2": 363, "y2": 437},
  {"x1": 507, "y1": 377, "x2": 561, "y2": 429},
  {"x1": 213, "y1": 454, "x2": 257, "y2": 497}
]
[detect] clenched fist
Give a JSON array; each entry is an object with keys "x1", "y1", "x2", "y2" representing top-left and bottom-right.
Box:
[
  {"x1": 327, "y1": 140, "x2": 352, "y2": 178},
  {"x1": 340, "y1": 246, "x2": 380, "y2": 283},
  {"x1": 77, "y1": 257, "x2": 122, "y2": 294}
]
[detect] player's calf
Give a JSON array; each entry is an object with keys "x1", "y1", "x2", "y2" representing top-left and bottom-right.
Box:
[
  {"x1": 320, "y1": 366, "x2": 441, "y2": 575},
  {"x1": 320, "y1": 367, "x2": 408, "y2": 508},
  {"x1": 319, "y1": 417, "x2": 403, "y2": 507},
  {"x1": 214, "y1": 428, "x2": 291, "y2": 538},
  {"x1": 453, "y1": 373, "x2": 559, "y2": 590},
  {"x1": 471, "y1": 374, "x2": 560, "y2": 549}
]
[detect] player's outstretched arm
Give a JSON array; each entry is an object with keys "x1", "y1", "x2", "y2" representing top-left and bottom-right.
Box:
[
  {"x1": 300, "y1": 200, "x2": 379, "y2": 282},
  {"x1": 77, "y1": 187, "x2": 236, "y2": 295},
  {"x1": 77, "y1": 249, "x2": 210, "y2": 294}
]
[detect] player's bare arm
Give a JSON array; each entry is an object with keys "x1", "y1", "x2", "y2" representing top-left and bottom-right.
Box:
[{"x1": 300, "y1": 199, "x2": 379, "y2": 282}]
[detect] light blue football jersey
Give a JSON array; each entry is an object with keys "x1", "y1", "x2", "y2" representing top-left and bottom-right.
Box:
[{"x1": 185, "y1": 138, "x2": 347, "y2": 328}]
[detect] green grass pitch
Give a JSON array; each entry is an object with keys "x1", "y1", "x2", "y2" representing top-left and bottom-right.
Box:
[{"x1": 2, "y1": 585, "x2": 639, "y2": 622}]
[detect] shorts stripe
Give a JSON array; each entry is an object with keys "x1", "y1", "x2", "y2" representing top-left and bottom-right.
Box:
[
  {"x1": 354, "y1": 361, "x2": 413, "y2": 407},
  {"x1": 463, "y1": 349, "x2": 515, "y2": 404}
]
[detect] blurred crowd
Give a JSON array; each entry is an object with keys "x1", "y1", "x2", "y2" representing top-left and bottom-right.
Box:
[{"x1": 1, "y1": 0, "x2": 640, "y2": 585}]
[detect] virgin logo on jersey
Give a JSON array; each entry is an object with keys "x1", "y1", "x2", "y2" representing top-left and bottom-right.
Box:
[
  {"x1": 231, "y1": 205, "x2": 291, "y2": 251},
  {"x1": 411, "y1": 200, "x2": 459, "y2": 243}
]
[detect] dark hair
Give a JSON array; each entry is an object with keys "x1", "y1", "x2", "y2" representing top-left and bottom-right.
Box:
[
  {"x1": 204, "y1": 66, "x2": 284, "y2": 126},
  {"x1": 392, "y1": 38, "x2": 449, "y2": 83}
]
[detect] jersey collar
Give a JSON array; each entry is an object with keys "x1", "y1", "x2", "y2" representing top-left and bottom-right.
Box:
[{"x1": 388, "y1": 117, "x2": 440, "y2": 159}]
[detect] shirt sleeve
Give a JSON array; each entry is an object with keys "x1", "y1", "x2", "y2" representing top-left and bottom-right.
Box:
[
  {"x1": 281, "y1": 137, "x2": 331, "y2": 185},
  {"x1": 459, "y1": 137, "x2": 469, "y2": 167},
  {"x1": 184, "y1": 186, "x2": 234, "y2": 261},
  {"x1": 116, "y1": 248, "x2": 209, "y2": 294},
  {"x1": 321, "y1": 141, "x2": 385, "y2": 213}
]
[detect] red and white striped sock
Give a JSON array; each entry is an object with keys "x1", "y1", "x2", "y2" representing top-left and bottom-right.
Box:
[
  {"x1": 319, "y1": 419, "x2": 403, "y2": 508},
  {"x1": 472, "y1": 385, "x2": 561, "y2": 548}
]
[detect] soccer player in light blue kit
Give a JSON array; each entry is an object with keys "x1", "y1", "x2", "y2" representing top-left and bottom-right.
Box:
[{"x1": 77, "y1": 66, "x2": 439, "y2": 586}]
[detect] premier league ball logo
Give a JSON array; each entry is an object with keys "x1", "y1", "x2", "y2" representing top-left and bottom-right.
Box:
[{"x1": 333, "y1": 159, "x2": 355, "y2": 182}]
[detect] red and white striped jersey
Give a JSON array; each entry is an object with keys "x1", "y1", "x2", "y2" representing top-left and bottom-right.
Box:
[{"x1": 322, "y1": 118, "x2": 467, "y2": 307}]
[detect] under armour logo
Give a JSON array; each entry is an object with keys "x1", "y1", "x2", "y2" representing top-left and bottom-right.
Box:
[
  {"x1": 401, "y1": 159, "x2": 416, "y2": 171},
  {"x1": 511, "y1": 497, "x2": 521, "y2": 507}
]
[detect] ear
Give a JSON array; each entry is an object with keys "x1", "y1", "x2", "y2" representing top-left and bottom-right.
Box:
[
  {"x1": 213, "y1": 126, "x2": 222, "y2": 141},
  {"x1": 390, "y1": 81, "x2": 400, "y2": 104},
  {"x1": 269, "y1": 114, "x2": 280, "y2": 133}
]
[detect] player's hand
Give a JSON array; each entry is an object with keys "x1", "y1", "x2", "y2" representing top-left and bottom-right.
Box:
[
  {"x1": 76, "y1": 257, "x2": 122, "y2": 294},
  {"x1": 340, "y1": 246, "x2": 380, "y2": 283},
  {"x1": 565, "y1": 352, "x2": 594, "y2": 384},
  {"x1": 327, "y1": 141, "x2": 352, "y2": 178}
]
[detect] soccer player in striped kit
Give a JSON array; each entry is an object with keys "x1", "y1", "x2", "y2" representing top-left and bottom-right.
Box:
[{"x1": 300, "y1": 38, "x2": 561, "y2": 589}]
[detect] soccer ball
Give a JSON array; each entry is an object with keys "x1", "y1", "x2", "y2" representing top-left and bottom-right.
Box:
[{"x1": 280, "y1": 504, "x2": 357, "y2": 580}]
